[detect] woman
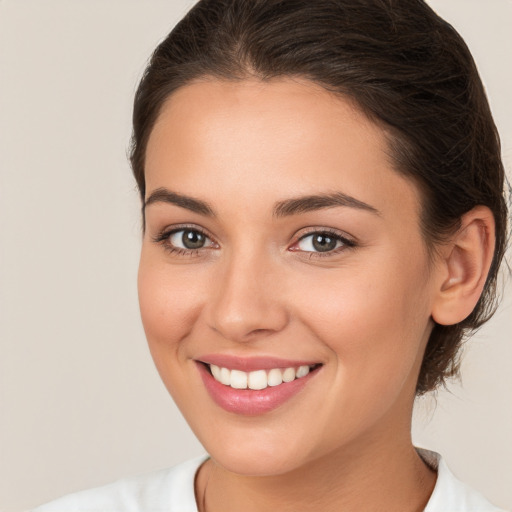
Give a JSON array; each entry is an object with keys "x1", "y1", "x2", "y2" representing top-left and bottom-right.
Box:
[{"x1": 33, "y1": 0, "x2": 508, "y2": 510}]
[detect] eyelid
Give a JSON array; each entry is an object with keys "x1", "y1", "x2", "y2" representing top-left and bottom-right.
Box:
[
  {"x1": 152, "y1": 223, "x2": 211, "y2": 241},
  {"x1": 289, "y1": 227, "x2": 357, "y2": 255},
  {"x1": 151, "y1": 224, "x2": 219, "y2": 254},
  {"x1": 151, "y1": 224, "x2": 356, "y2": 258}
]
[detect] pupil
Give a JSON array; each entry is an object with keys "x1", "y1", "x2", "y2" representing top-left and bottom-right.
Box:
[
  {"x1": 182, "y1": 230, "x2": 205, "y2": 249},
  {"x1": 312, "y1": 234, "x2": 337, "y2": 252}
]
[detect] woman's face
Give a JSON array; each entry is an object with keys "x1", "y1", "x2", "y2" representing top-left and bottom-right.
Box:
[{"x1": 139, "y1": 78, "x2": 441, "y2": 475}]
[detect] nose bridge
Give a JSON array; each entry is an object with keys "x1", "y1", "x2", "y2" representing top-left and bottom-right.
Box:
[{"x1": 207, "y1": 244, "x2": 288, "y2": 342}]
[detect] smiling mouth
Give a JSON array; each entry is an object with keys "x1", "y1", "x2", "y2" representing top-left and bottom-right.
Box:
[
  {"x1": 203, "y1": 363, "x2": 322, "y2": 390},
  {"x1": 197, "y1": 359, "x2": 323, "y2": 415}
]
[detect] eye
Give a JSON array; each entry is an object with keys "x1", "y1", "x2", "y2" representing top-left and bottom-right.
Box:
[
  {"x1": 168, "y1": 229, "x2": 212, "y2": 250},
  {"x1": 152, "y1": 226, "x2": 217, "y2": 256},
  {"x1": 293, "y1": 230, "x2": 355, "y2": 255}
]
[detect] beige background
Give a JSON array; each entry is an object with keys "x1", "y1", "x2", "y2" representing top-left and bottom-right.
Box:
[{"x1": 0, "y1": 1, "x2": 510, "y2": 511}]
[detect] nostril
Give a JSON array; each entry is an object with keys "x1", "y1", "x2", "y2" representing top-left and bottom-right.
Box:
[{"x1": 247, "y1": 328, "x2": 273, "y2": 337}]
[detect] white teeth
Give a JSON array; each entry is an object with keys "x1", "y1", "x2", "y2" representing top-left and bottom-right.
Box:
[
  {"x1": 210, "y1": 364, "x2": 221, "y2": 381},
  {"x1": 296, "y1": 365, "x2": 310, "y2": 378},
  {"x1": 282, "y1": 367, "x2": 296, "y2": 382},
  {"x1": 220, "y1": 367, "x2": 231, "y2": 386},
  {"x1": 209, "y1": 364, "x2": 316, "y2": 389},
  {"x1": 248, "y1": 370, "x2": 267, "y2": 390},
  {"x1": 230, "y1": 369, "x2": 248, "y2": 389},
  {"x1": 267, "y1": 368, "x2": 283, "y2": 387}
]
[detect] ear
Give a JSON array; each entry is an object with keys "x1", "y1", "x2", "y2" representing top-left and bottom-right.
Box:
[{"x1": 431, "y1": 206, "x2": 496, "y2": 326}]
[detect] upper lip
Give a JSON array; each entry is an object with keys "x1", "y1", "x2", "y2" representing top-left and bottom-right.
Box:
[{"x1": 196, "y1": 354, "x2": 321, "y2": 371}]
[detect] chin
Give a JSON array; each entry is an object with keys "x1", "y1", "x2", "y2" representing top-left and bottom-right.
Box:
[
  {"x1": 188, "y1": 417, "x2": 314, "y2": 477},
  {"x1": 207, "y1": 443, "x2": 309, "y2": 477}
]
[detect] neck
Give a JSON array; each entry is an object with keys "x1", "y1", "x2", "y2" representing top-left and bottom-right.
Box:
[{"x1": 196, "y1": 421, "x2": 436, "y2": 512}]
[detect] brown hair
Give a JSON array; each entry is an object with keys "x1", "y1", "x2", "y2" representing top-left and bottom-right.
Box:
[{"x1": 130, "y1": 0, "x2": 508, "y2": 394}]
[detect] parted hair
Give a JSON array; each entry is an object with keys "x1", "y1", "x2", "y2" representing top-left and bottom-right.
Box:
[{"x1": 130, "y1": 0, "x2": 508, "y2": 394}]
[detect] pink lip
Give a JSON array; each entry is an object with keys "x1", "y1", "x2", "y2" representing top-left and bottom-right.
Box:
[
  {"x1": 196, "y1": 359, "x2": 321, "y2": 416},
  {"x1": 198, "y1": 354, "x2": 319, "y2": 371}
]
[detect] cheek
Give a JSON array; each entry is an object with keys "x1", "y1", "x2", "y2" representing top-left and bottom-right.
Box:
[
  {"x1": 291, "y1": 257, "x2": 432, "y2": 384},
  {"x1": 137, "y1": 254, "x2": 203, "y2": 355},
  {"x1": 289, "y1": 266, "x2": 431, "y2": 440},
  {"x1": 137, "y1": 255, "x2": 210, "y2": 413}
]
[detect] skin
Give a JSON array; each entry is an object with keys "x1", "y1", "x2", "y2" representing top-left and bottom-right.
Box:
[{"x1": 138, "y1": 78, "x2": 492, "y2": 511}]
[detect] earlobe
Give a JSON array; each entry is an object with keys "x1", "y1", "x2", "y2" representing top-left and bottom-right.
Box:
[{"x1": 431, "y1": 206, "x2": 495, "y2": 326}]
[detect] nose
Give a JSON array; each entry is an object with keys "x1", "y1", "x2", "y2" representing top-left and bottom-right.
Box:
[{"x1": 205, "y1": 249, "x2": 289, "y2": 343}]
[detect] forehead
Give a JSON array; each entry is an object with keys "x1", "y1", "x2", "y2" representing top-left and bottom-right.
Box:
[
  {"x1": 148, "y1": 77, "x2": 382, "y2": 163},
  {"x1": 145, "y1": 78, "x2": 421, "y2": 221}
]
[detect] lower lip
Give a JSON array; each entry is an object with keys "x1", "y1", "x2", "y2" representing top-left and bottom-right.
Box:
[{"x1": 197, "y1": 363, "x2": 320, "y2": 415}]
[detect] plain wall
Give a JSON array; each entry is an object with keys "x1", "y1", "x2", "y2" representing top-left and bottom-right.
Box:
[{"x1": 0, "y1": 1, "x2": 510, "y2": 511}]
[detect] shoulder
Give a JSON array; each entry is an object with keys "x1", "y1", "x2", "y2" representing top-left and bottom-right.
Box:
[
  {"x1": 420, "y1": 449, "x2": 508, "y2": 512},
  {"x1": 31, "y1": 455, "x2": 207, "y2": 512}
]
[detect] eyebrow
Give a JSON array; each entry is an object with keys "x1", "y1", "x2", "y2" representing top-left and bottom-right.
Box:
[
  {"x1": 144, "y1": 188, "x2": 216, "y2": 217},
  {"x1": 143, "y1": 188, "x2": 380, "y2": 218},
  {"x1": 272, "y1": 192, "x2": 380, "y2": 218}
]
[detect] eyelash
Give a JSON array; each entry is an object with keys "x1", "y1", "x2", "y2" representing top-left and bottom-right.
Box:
[
  {"x1": 152, "y1": 226, "x2": 357, "y2": 259},
  {"x1": 152, "y1": 225, "x2": 215, "y2": 258},
  {"x1": 293, "y1": 228, "x2": 356, "y2": 259}
]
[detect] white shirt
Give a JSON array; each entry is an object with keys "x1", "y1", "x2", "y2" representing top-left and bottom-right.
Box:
[{"x1": 32, "y1": 450, "x2": 506, "y2": 512}]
